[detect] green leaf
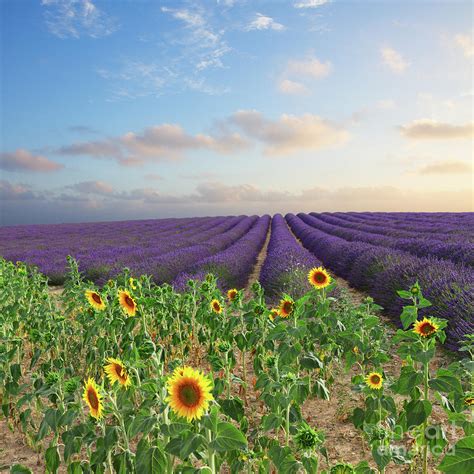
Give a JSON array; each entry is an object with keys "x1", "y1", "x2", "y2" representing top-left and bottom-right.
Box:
[
  {"x1": 10, "y1": 465, "x2": 33, "y2": 474},
  {"x1": 438, "y1": 436, "x2": 474, "y2": 474},
  {"x1": 429, "y1": 374, "x2": 463, "y2": 395},
  {"x1": 45, "y1": 446, "x2": 60, "y2": 474},
  {"x1": 209, "y1": 422, "x2": 247, "y2": 452},
  {"x1": 262, "y1": 413, "x2": 283, "y2": 432},
  {"x1": 135, "y1": 439, "x2": 167, "y2": 474},
  {"x1": 372, "y1": 445, "x2": 391, "y2": 471},
  {"x1": 400, "y1": 306, "x2": 417, "y2": 329},
  {"x1": 268, "y1": 445, "x2": 302, "y2": 473},
  {"x1": 405, "y1": 399, "x2": 432, "y2": 427},
  {"x1": 219, "y1": 397, "x2": 244, "y2": 423},
  {"x1": 392, "y1": 367, "x2": 423, "y2": 395}
]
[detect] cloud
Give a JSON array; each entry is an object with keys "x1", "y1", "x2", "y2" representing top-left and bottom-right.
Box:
[
  {"x1": 0, "y1": 149, "x2": 63, "y2": 172},
  {"x1": 246, "y1": 13, "x2": 285, "y2": 31},
  {"x1": 454, "y1": 33, "x2": 474, "y2": 58},
  {"x1": 227, "y1": 110, "x2": 349, "y2": 155},
  {"x1": 2, "y1": 179, "x2": 472, "y2": 225},
  {"x1": 294, "y1": 0, "x2": 330, "y2": 8},
  {"x1": 0, "y1": 180, "x2": 37, "y2": 200},
  {"x1": 67, "y1": 180, "x2": 114, "y2": 195},
  {"x1": 41, "y1": 0, "x2": 118, "y2": 39},
  {"x1": 278, "y1": 79, "x2": 309, "y2": 95},
  {"x1": 400, "y1": 119, "x2": 474, "y2": 140},
  {"x1": 416, "y1": 161, "x2": 472, "y2": 175},
  {"x1": 380, "y1": 46, "x2": 409, "y2": 73},
  {"x1": 56, "y1": 123, "x2": 249, "y2": 165},
  {"x1": 286, "y1": 57, "x2": 332, "y2": 78}
]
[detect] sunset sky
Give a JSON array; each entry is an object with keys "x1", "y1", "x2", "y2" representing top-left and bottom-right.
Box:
[{"x1": 1, "y1": 0, "x2": 473, "y2": 225}]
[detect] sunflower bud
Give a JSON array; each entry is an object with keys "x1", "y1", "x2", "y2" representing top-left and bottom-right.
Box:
[
  {"x1": 45, "y1": 371, "x2": 61, "y2": 385},
  {"x1": 294, "y1": 422, "x2": 324, "y2": 450},
  {"x1": 217, "y1": 341, "x2": 231, "y2": 353},
  {"x1": 64, "y1": 378, "x2": 80, "y2": 394}
]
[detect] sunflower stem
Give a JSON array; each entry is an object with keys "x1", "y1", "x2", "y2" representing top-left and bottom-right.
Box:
[
  {"x1": 422, "y1": 341, "x2": 430, "y2": 474},
  {"x1": 206, "y1": 427, "x2": 216, "y2": 474},
  {"x1": 285, "y1": 402, "x2": 291, "y2": 447}
]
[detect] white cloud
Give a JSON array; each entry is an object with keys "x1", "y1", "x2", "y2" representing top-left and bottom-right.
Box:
[
  {"x1": 41, "y1": 0, "x2": 118, "y2": 39},
  {"x1": 246, "y1": 13, "x2": 286, "y2": 31},
  {"x1": 454, "y1": 33, "x2": 474, "y2": 58},
  {"x1": 416, "y1": 161, "x2": 472, "y2": 175},
  {"x1": 286, "y1": 57, "x2": 332, "y2": 78},
  {"x1": 57, "y1": 122, "x2": 249, "y2": 165},
  {"x1": 294, "y1": 0, "x2": 330, "y2": 8},
  {"x1": 228, "y1": 110, "x2": 349, "y2": 155},
  {"x1": 0, "y1": 149, "x2": 63, "y2": 172},
  {"x1": 278, "y1": 79, "x2": 309, "y2": 95},
  {"x1": 400, "y1": 119, "x2": 474, "y2": 140},
  {"x1": 380, "y1": 46, "x2": 409, "y2": 73}
]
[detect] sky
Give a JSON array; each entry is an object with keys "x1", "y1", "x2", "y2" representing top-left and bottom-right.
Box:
[{"x1": 0, "y1": 0, "x2": 473, "y2": 225}]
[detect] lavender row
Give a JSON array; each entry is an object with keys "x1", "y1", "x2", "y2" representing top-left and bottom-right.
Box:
[
  {"x1": 172, "y1": 215, "x2": 271, "y2": 291},
  {"x1": 301, "y1": 213, "x2": 474, "y2": 267},
  {"x1": 286, "y1": 213, "x2": 474, "y2": 350},
  {"x1": 144, "y1": 215, "x2": 260, "y2": 285},
  {"x1": 316, "y1": 213, "x2": 473, "y2": 243},
  {"x1": 342, "y1": 212, "x2": 474, "y2": 232},
  {"x1": 0, "y1": 216, "x2": 242, "y2": 283},
  {"x1": 260, "y1": 214, "x2": 322, "y2": 299}
]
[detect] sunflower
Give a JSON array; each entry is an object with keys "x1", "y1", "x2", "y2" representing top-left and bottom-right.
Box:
[
  {"x1": 165, "y1": 366, "x2": 214, "y2": 422},
  {"x1": 85, "y1": 290, "x2": 106, "y2": 311},
  {"x1": 365, "y1": 372, "x2": 383, "y2": 390},
  {"x1": 279, "y1": 298, "x2": 294, "y2": 318},
  {"x1": 465, "y1": 395, "x2": 474, "y2": 406},
  {"x1": 227, "y1": 289, "x2": 238, "y2": 302},
  {"x1": 129, "y1": 277, "x2": 137, "y2": 290},
  {"x1": 118, "y1": 290, "x2": 137, "y2": 317},
  {"x1": 210, "y1": 299, "x2": 223, "y2": 314},
  {"x1": 308, "y1": 266, "x2": 331, "y2": 290},
  {"x1": 269, "y1": 308, "x2": 279, "y2": 321},
  {"x1": 82, "y1": 378, "x2": 104, "y2": 420},
  {"x1": 104, "y1": 358, "x2": 131, "y2": 388},
  {"x1": 413, "y1": 318, "x2": 438, "y2": 338}
]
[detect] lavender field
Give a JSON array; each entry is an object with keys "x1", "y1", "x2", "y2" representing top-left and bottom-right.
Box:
[{"x1": 1, "y1": 212, "x2": 473, "y2": 349}]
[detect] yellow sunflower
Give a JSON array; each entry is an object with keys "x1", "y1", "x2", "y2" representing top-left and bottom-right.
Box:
[
  {"x1": 465, "y1": 396, "x2": 474, "y2": 406},
  {"x1": 308, "y1": 266, "x2": 331, "y2": 290},
  {"x1": 269, "y1": 308, "x2": 279, "y2": 321},
  {"x1": 85, "y1": 290, "x2": 106, "y2": 311},
  {"x1": 210, "y1": 299, "x2": 223, "y2": 314},
  {"x1": 118, "y1": 290, "x2": 137, "y2": 317},
  {"x1": 227, "y1": 289, "x2": 238, "y2": 302},
  {"x1": 279, "y1": 298, "x2": 294, "y2": 318},
  {"x1": 129, "y1": 277, "x2": 137, "y2": 290},
  {"x1": 413, "y1": 318, "x2": 438, "y2": 338},
  {"x1": 365, "y1": 372, "x2": 383, "y2": 390},
  {"x1": 165, "y1": 366, "x2": 214, "y2": 422},
  {"x1": 104, "y1": 358, "x2": 131, "y2": 389},
  {"x1": 82, "y1": 378, "x2": 104, "y2": 420}
]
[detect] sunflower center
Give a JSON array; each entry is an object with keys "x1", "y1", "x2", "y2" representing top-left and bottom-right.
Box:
[
  {"x1": 370, "y1": 375, "x2": 381, "y2": 384},
  {"x1": 125, "y1": 295, "x2": 135, "y2": 308},
  {"x1": 87, "y1": 387, "x2": 99, "y2": 410},
  {"x1": 283, "y1": 302, "x2": 292, "y2": 313},
  {"x1": 313, "y1": 272, "x2": 327, "y2": 284},
  {"x1": 213, "y1": 303, "x2": 220, "y2": 311},
  {"x1": 421, "y1": 323, "x2": 434, "y2": 334},
  {"x1": 178, "y1": 380, "x2": 201, "y2": 407},
  {"x1": 92, "y1": 293, "x2": 102, "y2": 304},
  {"x1": 114, "y1": 363, "x2": 127, "y2": 382}
]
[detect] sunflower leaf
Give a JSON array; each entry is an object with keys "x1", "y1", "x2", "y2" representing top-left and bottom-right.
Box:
[{"x1": 209, "y1": 422, "x2": 247, "y2": 452}]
